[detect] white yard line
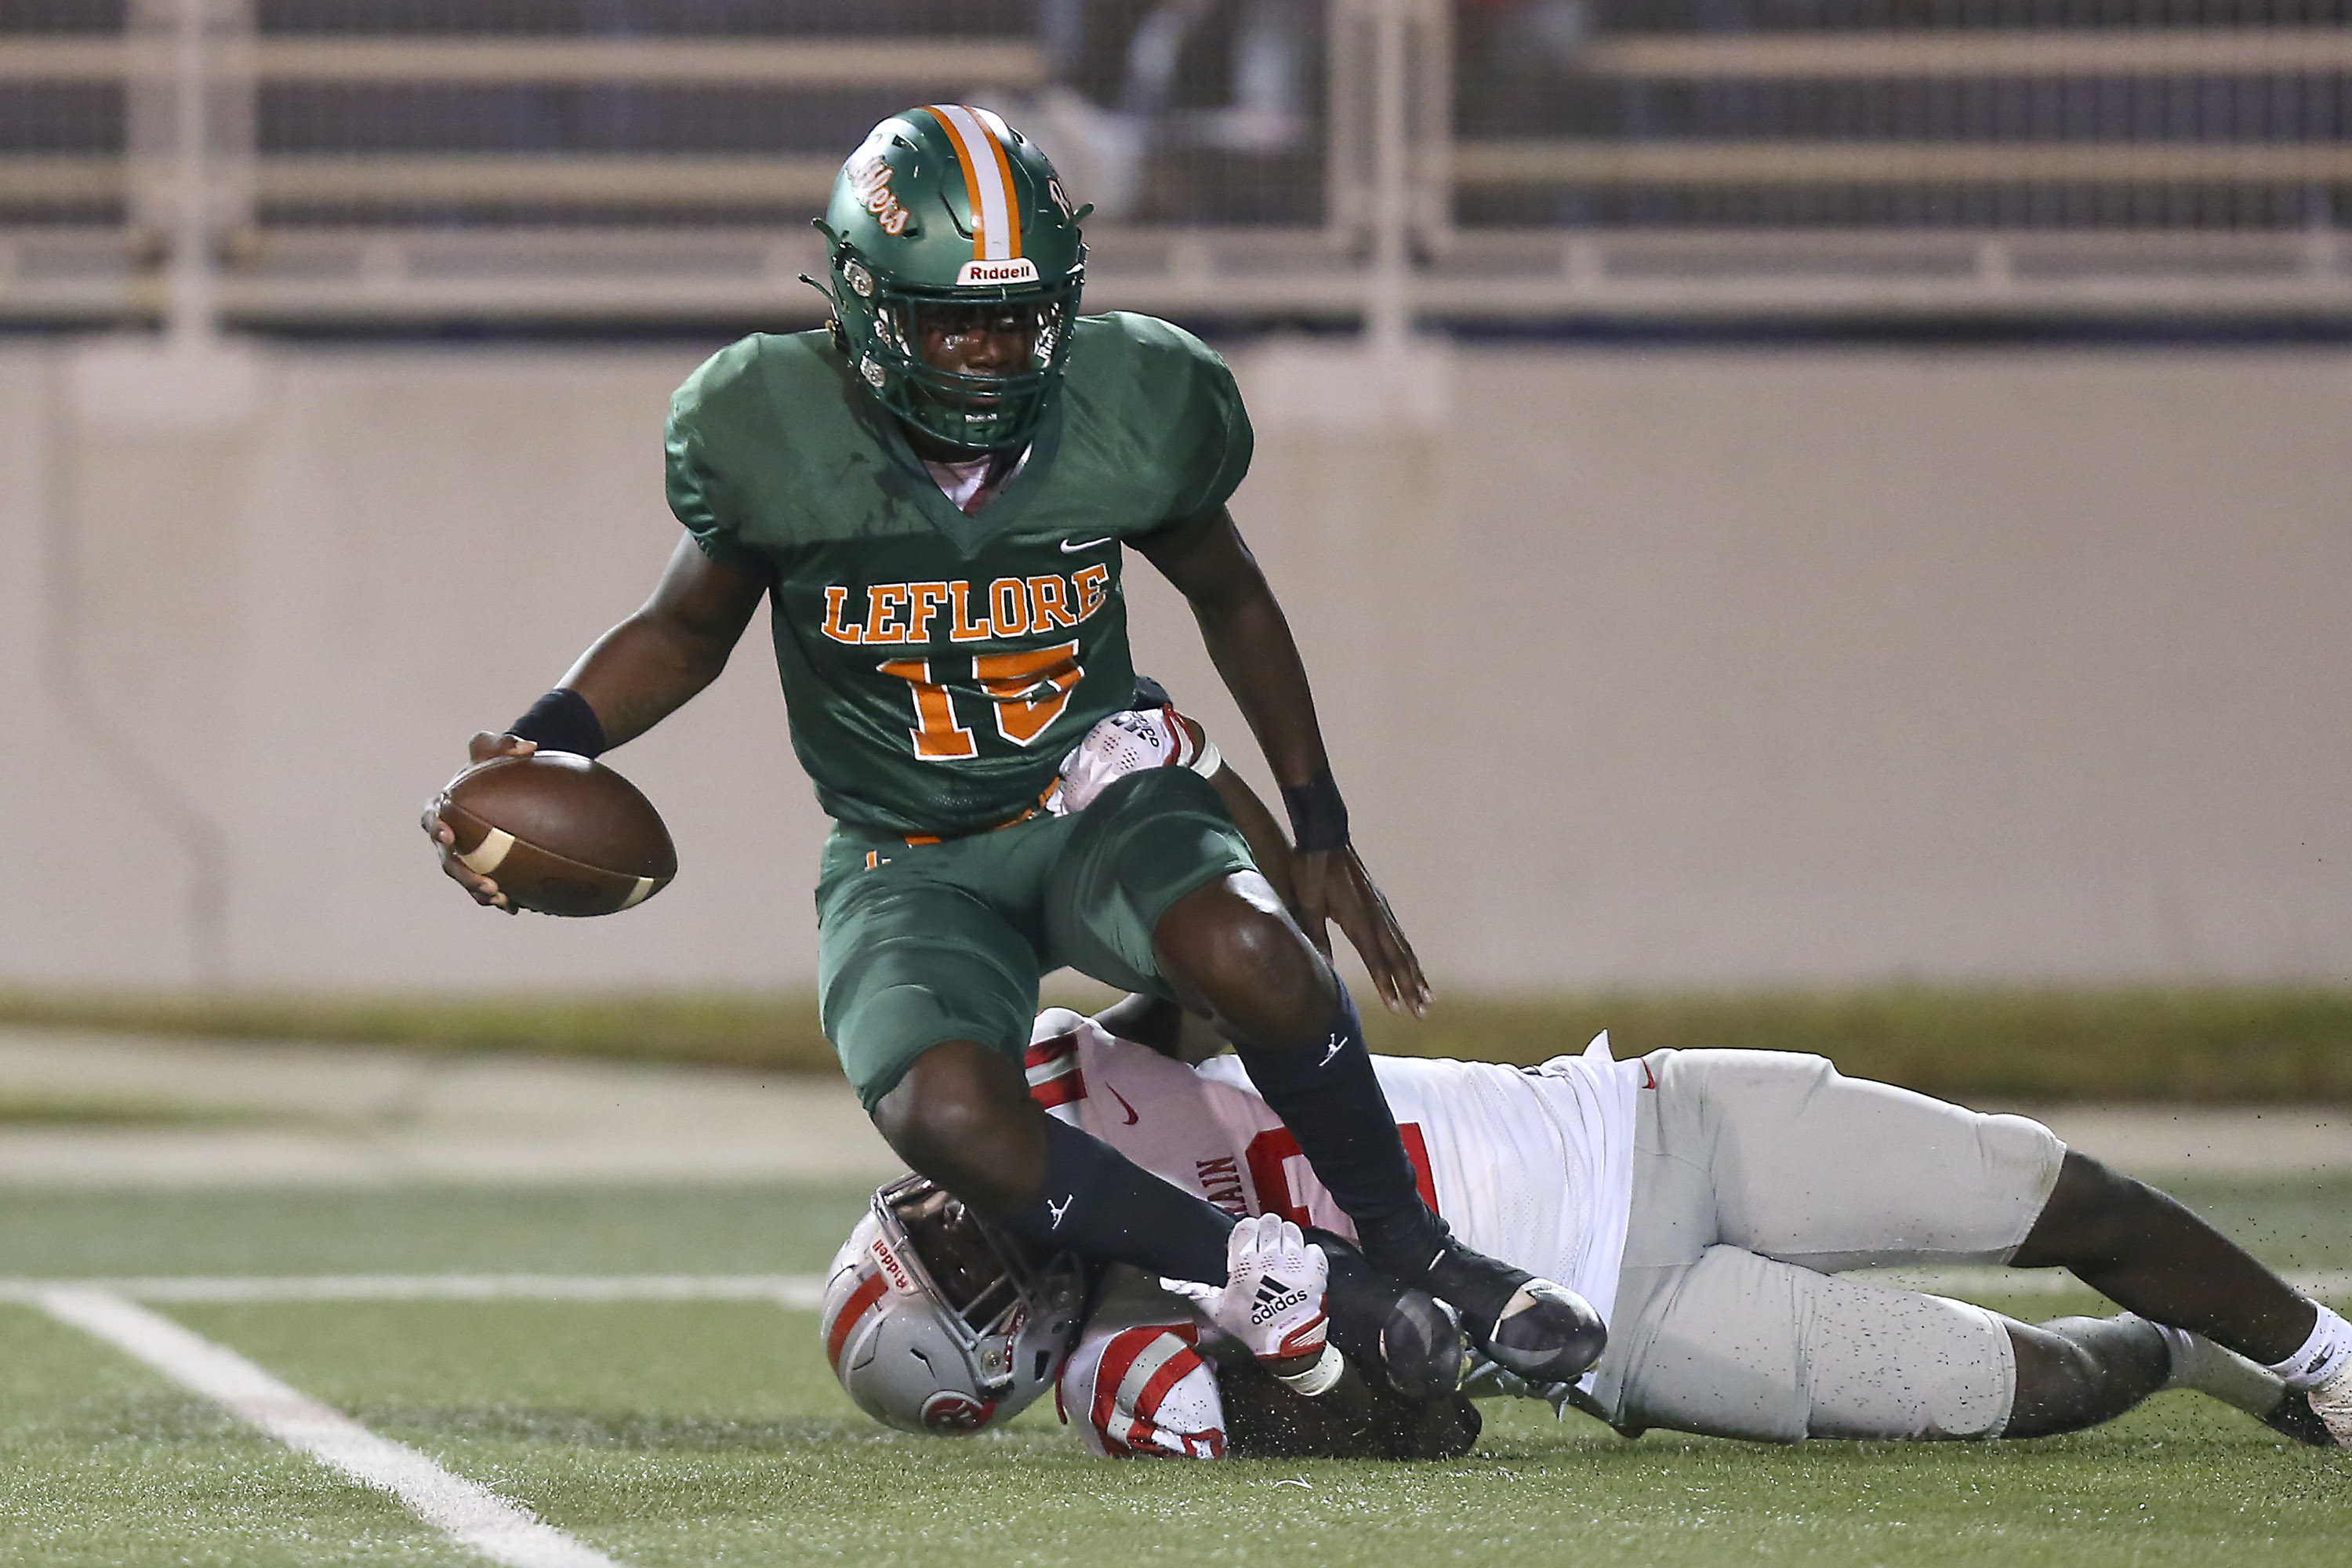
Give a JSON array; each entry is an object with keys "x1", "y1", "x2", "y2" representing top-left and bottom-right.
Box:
[
  {"x1": 33, "y1": 1287, "x2": 625, "y2": 1568},
  {"x1": 0, "y1": 1273, "x2": 828, "y2": 1307}
]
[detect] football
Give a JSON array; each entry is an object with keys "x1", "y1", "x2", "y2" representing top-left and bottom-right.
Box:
[{"x1": 434, "y1": 751, "x2": 677, "y2": 916}]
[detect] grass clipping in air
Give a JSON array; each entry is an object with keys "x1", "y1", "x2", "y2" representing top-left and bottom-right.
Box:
[{"x1": 2, "y1": 987, "x2": 2351, "y2": 1102}]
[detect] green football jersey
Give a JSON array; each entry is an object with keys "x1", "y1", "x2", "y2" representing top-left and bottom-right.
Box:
[{"x1": 666, "y1": 312, "x2": 1253, "y2": 837}]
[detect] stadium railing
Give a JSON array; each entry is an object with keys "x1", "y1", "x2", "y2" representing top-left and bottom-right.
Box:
[{"x1": 1, "y1": 0, "x2": 2347, "y2": 332}]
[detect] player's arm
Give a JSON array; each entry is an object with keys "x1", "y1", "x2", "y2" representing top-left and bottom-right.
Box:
[
  {"x1": 1136, "y1": 506, "x2": 1429, "y2": 1014},
  {"x1": 425, "y1": 536, "x2": 766, "y2": 909},
  {"x1": 552, "y1": 535, "x2": 768, "y2": 748}
]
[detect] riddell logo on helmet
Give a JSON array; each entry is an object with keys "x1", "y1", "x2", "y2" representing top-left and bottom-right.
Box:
[
  {"x1": 869, "y1": 1236, "x2": 917, "y2": 1296},
  {"x1": 957, "y1": 258, "x2": 1040, "y2": 286}
]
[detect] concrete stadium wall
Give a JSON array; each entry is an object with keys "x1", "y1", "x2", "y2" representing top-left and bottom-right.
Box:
[{"x1": 2, "y1": 338, "x2": 2346, "y2": 995}]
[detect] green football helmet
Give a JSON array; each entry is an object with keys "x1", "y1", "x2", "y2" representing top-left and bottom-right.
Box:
[{"x1": 818, "y1": 105, "x2": 1089, "y2": 456}]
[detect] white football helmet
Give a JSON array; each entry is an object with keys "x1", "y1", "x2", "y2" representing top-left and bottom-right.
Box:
[{"x1": 821, "y1": 1174, "x2": 1087, "y2": 1435}]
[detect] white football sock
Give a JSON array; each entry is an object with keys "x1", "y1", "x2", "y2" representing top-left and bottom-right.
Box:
[
  {"x1": 2263, "y1": 1302, "x2": 2352, "y2": 1392},
  {"x1": 2143, "y1": 1319, "x2": 2286, "y2": 1417}
]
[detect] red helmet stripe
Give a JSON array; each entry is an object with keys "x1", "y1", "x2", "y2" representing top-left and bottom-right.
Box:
[{"x1": 824, "y1": 1271, "x2": 891, "y2": 1373}]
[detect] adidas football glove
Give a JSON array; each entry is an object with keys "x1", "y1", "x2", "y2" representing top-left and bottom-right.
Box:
[
  {"x1": 1163, "y1": 1213, "x2": 1331, "y2": 1364},
  {"x1": 1046, "y1": 705, "x2": 1216, "y2": 815}
]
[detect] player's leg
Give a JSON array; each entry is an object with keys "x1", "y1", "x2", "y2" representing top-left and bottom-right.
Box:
[
  {"x1": 818, "y1": 833, "x2": 1234, "y2": 1285},
  {"x1": 872, "y1": 1040, "x2": 1239, "y2": 1282},
  {"x1": 1044, "y1": 769, "x2": 1600, "y2": 1382},
  {"x1": 832, "y1": 818, "x2": 1465, "y2": 1395},
  {"x1": 1147, "y1": 876, "x2": 1399, "y2": 1218},
  {"x1": 2010, "y1": 1152, "x2": 2312, "y2": 1359},
  {"x1": 2007, "y1": 1150, "x2": 2351, "y2": 1442},
  {"x1": 2002, "y1": 1315, "x2": 2171, "y2": 1437},
  {"x1": 1640, "y1": 1047, "x2": 2350, "y2": 1441},
  {"x1": 2002, "y1": 1312, "x2": 2324, "y2": 1439},
  {"x1": 1150, "y1": 880, "x2": 1606, "y2": 1376},
  {"x1": 1608, "y1": 1250, "x2": 2165, "y2": 1441},
  {"x1": 1606, "y1": 1247, "x2": 2019, "y2": 1442},
  {"x1": 1636, "y1": 1047, "x2": 2068, "y2": 1273},
  {"x1": 1598, "y1": 1078, "x2": 2256, "y2": 1443}
]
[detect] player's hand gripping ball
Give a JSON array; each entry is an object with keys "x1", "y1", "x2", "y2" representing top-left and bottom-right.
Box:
[{"x1": 431, "y1": 751, "x2": 677, "y2": 916}]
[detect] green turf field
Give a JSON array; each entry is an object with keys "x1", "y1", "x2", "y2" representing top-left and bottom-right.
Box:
[
  {"x1": 9, "y1": 985, "x2": 2352, "y2": 1101},
  {"x1": 4, "y1": 1178, "x2": 2347, "y2": 1566}
]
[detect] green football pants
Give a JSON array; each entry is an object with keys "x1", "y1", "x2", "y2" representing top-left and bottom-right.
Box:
[{"x1": 815, "y1": 767, "x2": 1257, "y2": 1110}]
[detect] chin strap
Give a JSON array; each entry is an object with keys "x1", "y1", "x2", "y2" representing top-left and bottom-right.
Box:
[
  {"x1": 795, "y1": 272, "x2": 849, "y2": 355},
  {"x1": 803, "y1": 219, "x2": 851, "y2": 352}
]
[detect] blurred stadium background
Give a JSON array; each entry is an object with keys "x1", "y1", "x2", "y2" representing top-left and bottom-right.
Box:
[
  {"x1": 10, "y1": 0, "x2": 2352, "y2": 327},
  {"x1": 0, "y1": 1, "x2": 2347, "y2": 1055},
  {"x1": 5, "y1": 15, "x2": 2349, "y2": 1557}
]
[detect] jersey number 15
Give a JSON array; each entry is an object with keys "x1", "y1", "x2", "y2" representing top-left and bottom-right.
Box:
[{"x1": 877, "y1": 641, "x2": 1084, "y2": 760}]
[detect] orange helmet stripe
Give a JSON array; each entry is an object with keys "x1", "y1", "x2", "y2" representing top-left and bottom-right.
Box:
[
  {"x1": 970, "y1": 106, "x2": 1024, "y2": 260},
  {"x1": 922, "y1": 103, "x2": 1022, "y2": 262}
]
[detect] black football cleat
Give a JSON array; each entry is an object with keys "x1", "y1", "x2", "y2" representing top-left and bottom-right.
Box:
[
  {"x1": 1309, "y1": 1229, "x2": 1467, "y2": 1402},
  {"x1": 1359, "y1": 1209, "x2": 1607, "y2": 1387},
  {"x1": 1429, "y1": 1247, "x2": 1607, "y2": 1385},
  {"x1": 2263, "y1": 1388, "x2": 2340, "y2": 1447}
]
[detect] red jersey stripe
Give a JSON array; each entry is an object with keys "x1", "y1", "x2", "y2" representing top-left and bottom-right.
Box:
[
  {"x1": 1030, "y1": 1073, "x2": 1085, "y2": 1109},
  {"x1": 1025, "y1": 1033, "x2": 1079, "y2": 1069},
  {"x1": 1399, "y1": 1123, "x2": 1442, "y2": 1214},
  {"x1": 1129, "y1": 1343, "x2": 1207, "y2": 1429},
  {"x1": 1089, "y1": 1326, "x2": 1160, "y2": 1442}
]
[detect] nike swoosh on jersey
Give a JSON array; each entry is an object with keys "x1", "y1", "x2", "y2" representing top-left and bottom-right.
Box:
[
  {"x1": 1106, "y1": 1082, "x2": 1141, "y2": 1126},
  {"x1": 1059, "y1": 536, "x2": 1112, "y2": 553}
]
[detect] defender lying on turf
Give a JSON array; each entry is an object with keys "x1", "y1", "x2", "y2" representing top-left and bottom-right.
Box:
[
  {"x1": 827, "y1": 1001, "x2": 2349, "y2": 1457},
  {"x1": 819, "y1": 708, "x2": 2352, "y2": 1458}
]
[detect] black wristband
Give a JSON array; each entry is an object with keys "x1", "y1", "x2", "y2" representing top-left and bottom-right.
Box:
[
  {"x1": 1280, "y1": 770, "x2": 1350, "y2": 853},
  {"x1": 507, "y1": 688, "x2": 607, "y2": 758}
]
